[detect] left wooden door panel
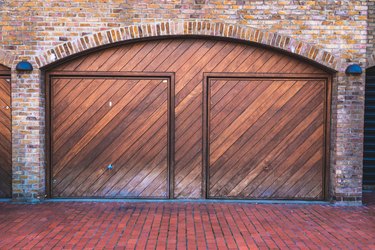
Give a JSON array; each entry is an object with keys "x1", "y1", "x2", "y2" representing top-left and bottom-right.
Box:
[
  {"x1": 51, "y1": 77, "x2": 170, "y2": 198},
  {"x1": 0, "y1": 77, "x2": 11, "y2": 198}
]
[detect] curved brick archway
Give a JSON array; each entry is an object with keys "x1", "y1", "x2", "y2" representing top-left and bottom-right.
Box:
[{"x1": 35, "y1": 21, "x2": 339, "y2": 71}]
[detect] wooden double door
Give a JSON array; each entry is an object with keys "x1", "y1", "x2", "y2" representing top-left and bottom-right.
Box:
[{"x1": 48, "y1": 38, "x2": 330, "y2": 200}]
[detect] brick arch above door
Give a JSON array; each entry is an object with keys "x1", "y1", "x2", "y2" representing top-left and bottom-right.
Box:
[{"x1": 35, "y1": 20, "x2": 339, "y2": 72}]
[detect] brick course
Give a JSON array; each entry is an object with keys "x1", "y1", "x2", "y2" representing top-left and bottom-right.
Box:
[{"x1": 0, "y1": 0, "x2": 371, "y2": 203}]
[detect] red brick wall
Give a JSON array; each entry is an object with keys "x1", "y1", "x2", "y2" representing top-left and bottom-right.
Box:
[
  {"x1": 0, "y1": 1, "x2": 368, "y2": 64},
  {"x1": 369, "y1": 0, "x2": 375, "y2": 67},
  {"x1": 0, "y1": 0, "x2": 369, "y2": 203}
]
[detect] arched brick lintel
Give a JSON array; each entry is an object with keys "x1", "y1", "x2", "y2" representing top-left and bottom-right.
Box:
[
  {"x1": 35, "y1": 21, "x2": 340, "y2": 71},
  {"x1": 0, "y1": 49, "x2": 15, "y2": 69}
]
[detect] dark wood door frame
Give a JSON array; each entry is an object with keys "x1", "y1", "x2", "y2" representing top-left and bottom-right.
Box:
[
  {"x1": 45, "y1": 71, "x2": 175, "y2": 198},
  {"x1": 202, "y1": 72, "x2": 332, "y2": 200}
]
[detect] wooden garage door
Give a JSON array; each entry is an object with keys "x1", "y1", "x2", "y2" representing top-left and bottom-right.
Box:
[
  {"x1": 51, "y1": 76, "x2": 171, "y2": 198},
  {"x1": 0, "y1": 70, "x2": 11, "y2": 198},
  {"x1": 48, "y1": 38, "x2": 330, "y2": 199},
  {"x1": 204, "y1": 76, "x2": 327, "y2": 200}
]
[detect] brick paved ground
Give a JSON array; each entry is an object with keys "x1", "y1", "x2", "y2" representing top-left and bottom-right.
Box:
[{"x1": 0, "y1": 195, "x2": 374, "y2": 249}]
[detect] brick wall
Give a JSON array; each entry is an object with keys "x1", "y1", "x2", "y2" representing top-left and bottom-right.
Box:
[
  {"x1": 331, "y1": 73, "x2": 365, "y2": 204},
  {"x1": 0, "y1": 1, "x2": 368, "y2": 65},
  {"x1": 369, "y1": 0, "x2": 375, "y2": 67},
  {"x1": 0, "y1": 0, "x2": 369, "y2": 203},
  {"x1": 11, "y1": 70, "x2": 45, "y2": 201}
]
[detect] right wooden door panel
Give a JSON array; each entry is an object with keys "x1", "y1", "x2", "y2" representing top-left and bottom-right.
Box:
[{"x1": 206, "y1": 77, "x2": 327, "y2": 200}]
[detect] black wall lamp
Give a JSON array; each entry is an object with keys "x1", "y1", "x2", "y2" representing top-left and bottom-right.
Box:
[
  {"x1": 16, "y1": 60, "x2": 33, "y2": 72},
  {"x1": 345, "y1": 64, "x2": 362, "y2": 75}
]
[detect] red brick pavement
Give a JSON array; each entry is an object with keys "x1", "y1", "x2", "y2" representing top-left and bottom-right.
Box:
[{"x1": 0, "y1": 196, "x2": 374, "y2": 249}]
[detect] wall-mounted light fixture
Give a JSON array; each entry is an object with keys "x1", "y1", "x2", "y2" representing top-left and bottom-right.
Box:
[
  {"x1": 16, "y1": 60, "x2": 33, "y2": 72},
  {"x1": 345, "y1": 64, "x2": 362, "y2": 75}
]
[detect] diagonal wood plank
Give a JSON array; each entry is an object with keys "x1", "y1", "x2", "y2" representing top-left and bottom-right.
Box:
[
  {"x1": 54, "y1": 79, "x2": 165, "y2": 189},
  {"x1": 53, "y1": 79, "x2": 155, "y2": 175},
  {"x1": 224, "y1": 102, "x2": 324, "y2": 197},
  {"x1": 209, "y1": 80, "x2": 320, "y2": 184},
  {"x1": 210, "y1": 80, "x2": 289, "y2": 163},
  {"x1": 53, "y1": 78, "x2": 106, "y2": 132},
  {"x1": 53, "y1": 78, "x2": 169, "y2": 198},
  {"x1": 95, "y1": 102, "x2": 168, "y2": 197},
  {"x1": 53, "y1": 79, "x2": 136, "y2": 154},
  {"x1": 237, "y1": 83, "x2": 325, "y2": 196},
  {"x1": 254, "y1": 128, "x2": 324, "y2": 198},
  {"x1": 208, "y1": 78, "x2": 326, "y2": 199}
]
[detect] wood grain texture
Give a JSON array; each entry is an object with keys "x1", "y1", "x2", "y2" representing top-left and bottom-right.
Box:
[
  {"x1": 207, "y1": 78, "x2": 326, "y2": 199},
  {"x1": 49, "y1": 38, "x2": 329, "y2": 199},
  {"x1": 51, "y1": 78, "x2": 169, "y2": 198},
  {"x1": 0, "y1": 77, "x2": 11, "y2": 198}
]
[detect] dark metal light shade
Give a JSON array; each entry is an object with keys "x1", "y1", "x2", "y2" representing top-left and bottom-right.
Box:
[
  {"x1": 345, "y1": 64, "x2": 362, "y2": 75},
  {"x1": 16, "y1": 60, "x2": 33, "y2": 71}
]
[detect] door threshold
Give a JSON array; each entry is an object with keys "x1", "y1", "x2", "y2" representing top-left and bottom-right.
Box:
[{"x1": 45, "y1": 198, "x2": 330, "y2": 205}]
